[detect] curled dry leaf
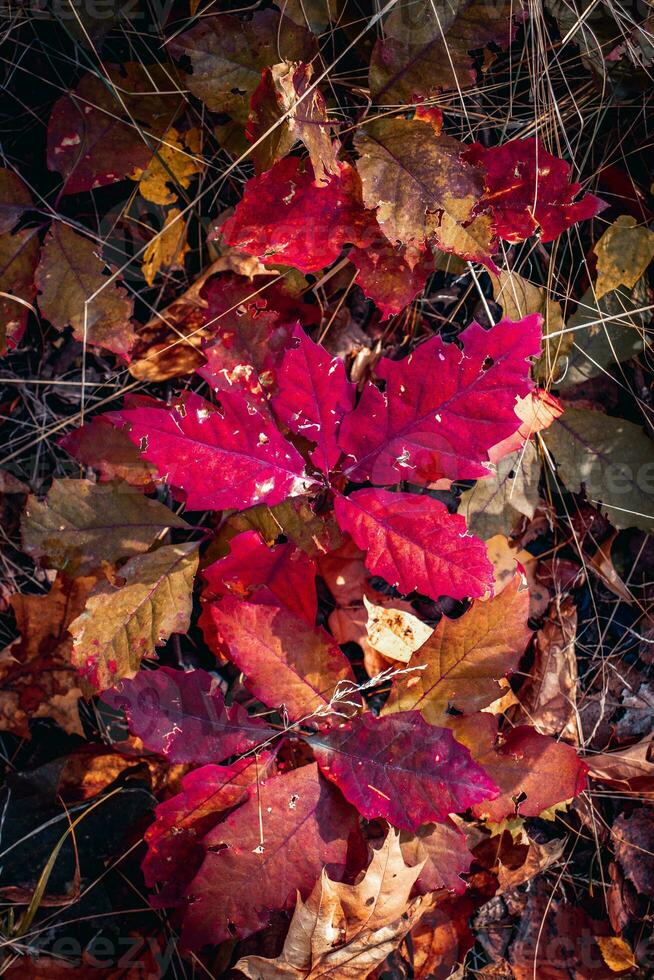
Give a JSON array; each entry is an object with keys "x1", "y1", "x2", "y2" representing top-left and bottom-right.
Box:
[
  {"x1": 235, "y1": 830, "x2": 431, "y2": 979},
  {"x1": 516, "y1": 595, "x2": 579, "y2": 741}
]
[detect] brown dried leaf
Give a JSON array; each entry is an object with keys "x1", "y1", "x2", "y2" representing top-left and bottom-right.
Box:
[
  {"x1": 594, "y1": 215, "x2": 654, "y2": 300},
  {"x1": 236, "y1": 830, "x2": 430, "y2": 979}
]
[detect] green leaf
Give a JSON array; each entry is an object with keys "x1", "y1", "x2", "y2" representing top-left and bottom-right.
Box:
[
  {"x1": 543, "y1": 407, "x2": 654, "y2": 530},
  {"x1": 22, "y1": 479, "x2": 188, "y2": 574}
]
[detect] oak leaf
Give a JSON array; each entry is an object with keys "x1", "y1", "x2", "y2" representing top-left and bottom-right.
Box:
[
  {"x1": 452, "y1": 714, "x2": 588, "y2": 822},
  {"x1": 272, "y1": 325, "x2": 356, "y2": 473},
  {"x1": 205, "y1": 595, "x2": 360, "y2": 723},
  {"x1": 104, "y1": 666, "x2": 274, "y2": 764},
  {"x1": 142, "y1": 753, "x2": 276, "y2": 907},
  {"x1": 334, "y1": 489, "x2": 494, "y2": 601},
  {"x1": 133, "y1": 126, "x2": 203, "y2": 206},
  {"x1": 236, "y1": 830, "x2": 429, "y2": 979},
  {"x1": 108, "y1": 390, "x2": 314, "y2": 512},
  {"x1": 337, "y1": 316, "x2": 542, "y2": 485}
]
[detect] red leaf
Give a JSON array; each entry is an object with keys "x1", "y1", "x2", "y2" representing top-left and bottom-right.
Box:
[
  {"x1": 196, "y1": 274, "x2": 292, "y2": 400},
  {"x1": 103, "y1": 666, "x2": 275, "y2": 764},
  {"x1": 221, "y1": 156, "x2": 374, "y2": 274},
  {"x1": 272, "y1": 325, "x2": 355, "y2": 472},
  {"x1": 47, "y1": 64, "x2": 179, "y2": 195},
  {"x1": 338, "y1": 316, "x2": 542, "y2": 485},
  {"x1": 334, "y1": 489, "x2": 494, "y2": 601},
  {"x1": 310, "y1": 711, "x2": 499, "y2": 831},
  {"x1": 465, "y1": 137, "x2": 606, "y2": 243},
  {"x1": 349, "y1": 238, "x2": 435, "y2": 319},
  {"x1": 107, "y1": 390, "x2": 314, "y2": 511},
  {"x1": 452, "y1": 714, "x2": 589, "y2": 822},
  {"x1": 204, "y1": 595, "x2": 360, "y2": 723},
  {"x1": 202, "y1": 529, "x2": 318, "y2": 624},
  {"x1": 59, "y1": 418, "x2": 157, "y2": 489},
  {"x1": 142, "y1": 753, "x2": 275, "y2": 907},
  {"x1": 182, "y1": 762, "x2": 359, "y2": 946},
  {"x1": 400, "y1": 821, "x2": 473, "y2": 896}
]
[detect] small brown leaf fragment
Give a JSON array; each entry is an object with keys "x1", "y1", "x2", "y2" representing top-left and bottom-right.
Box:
[{"x1": 517, "y1": 595, "x2": 579, "y2": 741}]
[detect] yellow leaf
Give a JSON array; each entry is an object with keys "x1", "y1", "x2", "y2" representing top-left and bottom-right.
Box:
[
  {"x1": 142, "y1": 208, "x2": 189, "y2": 286},
  {"x1": 70, "y1": 542, "x2": 199, "y2": 691},
  {"x1": 594, "y1": 214, "x2": 654, "y2": 300},
  {"x1": 597, "y1": 936, "x2": 636, "y2": 972},
  {"x1": 133, "y1": 127, "x2": 203, "y2": 206}
]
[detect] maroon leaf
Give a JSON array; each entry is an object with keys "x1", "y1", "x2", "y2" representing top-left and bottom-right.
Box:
[
  {"x1": 310, "y1": 711, "x2": 499, "y2": 831},
  {"x1": 103, "y1": 666, "x2": 275, "y2": 764},
  {"x1": 453, "y1": 714, "x2": 589, "y2": 822},
  {"x1": 182, "y1": 762, "x2": 360, "y2": 946},
  {"x1": 205, "y1": 595, "x2": 360, "y2": 723},
  {"x1": 202, "y1": 529, "x2": 318, "y2": 625},
  {"x1": 142, "y1": 752, "x2": 275, "y2": 907},
  {"x1": 349, "y1": 238, "x2": 435, "y2": 319},
  {"x1": 272, "y1": 325, "x2": 356, "y2": 472},
  {"x1": 107, "y1": 390, "x2": 314, "y2": 511},
  {"x1": 221, "y1": 156, "x2": 374, "y2": 274},
  {"x1": 59, "y1": 418, "x2": 157, "y2": 489},
  {"x1": 334, "y1": 489, "x2": 494, "y2": 601},
  {"x1": 338, "y1": 316, "x2": 542, "y2": 486},
  {"x1": 400, "y1": 821, "x2": 473, "y2": 895},
  {"x1": 465, "y1": 137, "x2": 606, "y2": 243},
  {"x1": 47, "y1": 64, "x2": 180, "y2": 194}
]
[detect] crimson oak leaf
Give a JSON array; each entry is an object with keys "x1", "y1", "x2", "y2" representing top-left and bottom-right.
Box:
[
  {"x1": 204, "y1": 595, "x2": 360, "y2": 723},
  {"x1": 334, "y1": 489, "x2": 494, "y2": 601},
  {"x1": 104, "y1": 666, "x2": 275, "y2": 764},
  {"x1": 182, "y1": 762, "x2": 360, "y2": 947},
  {"x1": 142, "y1": 752, "x2": 276, "y2": 907},
  {"x1": 220, "y1": 156, "x2": 375, "y2": 274},
  {"x1": 202, "y1": 529, "x2": 318, "y2": 625},
  {"x1": 310, "y1": 711, "x2": 499, "y2": 831},
  {"x1": 272, "y1": 324, "x2": 356, "y2": 472},
  {"x1": 338, "y1": 316, "x2": 543, "y2": 485},
  {"x1": 466, "y1": 137, "x2": 606, "y2": 243},
  {"x1": 107, "y1": 390, "x2": 314, "y2": 511}
]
